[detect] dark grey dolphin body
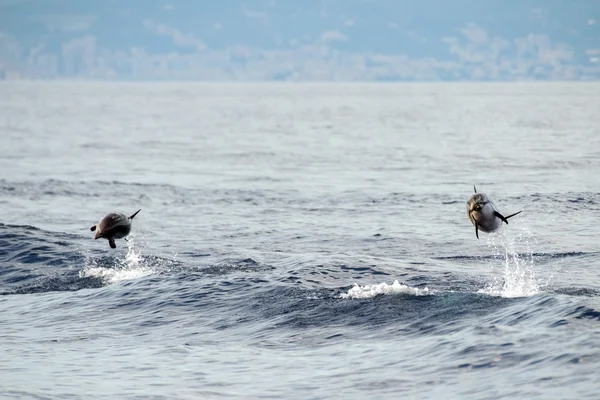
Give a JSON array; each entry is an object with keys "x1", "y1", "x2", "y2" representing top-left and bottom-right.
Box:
[
  {"x1": 90, "y1": 209, "x2": 141, "y2": 248},
  {"x1": 466, "y1": 186, "x2": 521, "y2": 239}
]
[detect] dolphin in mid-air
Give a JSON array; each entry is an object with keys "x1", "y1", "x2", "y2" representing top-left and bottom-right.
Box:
[
  {"x1": 466, "y1": 187, "x2": 521, "y2": 239},
  {"x1": 90, "y1": 209, "x2": 141, "y2": 248}
]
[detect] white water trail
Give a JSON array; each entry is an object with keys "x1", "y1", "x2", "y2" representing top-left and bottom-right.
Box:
[{"x1": 478, "y1": 225, "x2": 541, "y2": 298}]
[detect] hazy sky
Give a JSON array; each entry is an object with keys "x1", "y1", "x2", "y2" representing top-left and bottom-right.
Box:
[{"x1": 0, "y1": 0, "x2": 599, "y2": 80}]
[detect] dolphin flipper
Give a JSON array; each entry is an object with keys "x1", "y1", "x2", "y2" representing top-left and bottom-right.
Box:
[
  {"x1": 504, "y1": 210, "x2": 523, "y2": 220},
  {"x1": 494, "y1": 211, "x2": 509, "y2": 224},
  {"x1": 129, "y1": 209, "x2": 141, "y2": 220},
  {"x1": 494, "y1": 210, "x2": 523, "y2": 225},
  {"x1": 90, "y1": 225, "x2": 96, "y2": 232},
  {"x1": 108, "y1": 238, "x2": 116, "y2": 249}
]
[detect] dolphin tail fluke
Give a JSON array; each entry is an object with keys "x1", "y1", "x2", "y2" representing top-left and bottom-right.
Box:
[
  {"x1": 129, "y1": 209, "x2": 141, "y2": 220},
  {"x1": 109, "y1": 238, "x2": 116, "y2": 249},
  {"x1": 90, "y1": 225, "x2": 96, "y2": 232},
  {"x1": 494, "y1": 210, "x2": 523, "y2": 225}
]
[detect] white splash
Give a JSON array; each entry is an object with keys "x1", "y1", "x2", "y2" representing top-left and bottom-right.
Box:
[
  {"x1": 340, "y1": 280, "x2": 430, "y2": 299},
  {"x1": 80, "y1": 265, "x2": 154, "y2": 284},
  {"x1": 80, "y1": 236, "x2": 155, "y2": 284},
  {"x1": 477, "y1": 226, "x2": 540, "y2": 298}
]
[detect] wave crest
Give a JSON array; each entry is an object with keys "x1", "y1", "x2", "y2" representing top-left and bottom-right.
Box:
[{"x1": 340, "y1": 280, "x2": 431, "y2": 299}]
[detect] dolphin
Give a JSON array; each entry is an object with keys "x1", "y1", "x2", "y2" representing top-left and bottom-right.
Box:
[
  {"x1": 466, "y1": 186, "x2": 521, "y2": 239},
  {"x1": 90, "y1": 209, "x2": 141, "y2": 248}
]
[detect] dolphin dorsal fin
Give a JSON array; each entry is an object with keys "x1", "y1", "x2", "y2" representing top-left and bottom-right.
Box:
[{"x1": 129, "y1": 209, "x2": 141, "y2": 220}]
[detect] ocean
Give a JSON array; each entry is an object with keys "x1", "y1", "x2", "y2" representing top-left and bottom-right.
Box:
[{"x1": 0, "y1": 82, "x2": 599, "y2": 399}]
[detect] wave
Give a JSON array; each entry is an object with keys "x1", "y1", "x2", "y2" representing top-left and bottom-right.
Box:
[
  {"x1": 434, "y1": 251, "x2": 598, "y2": 261},
  {"x1": 340, "y1": 280, "x2": 431, "y2": 299},
  {"x1": 572, "y1": 306, "x2": 600, "y2": 321},
  {"x1": 0, "y1": 217, "x2": 592, "y2": 315},
  {"x1": 0, "y1": 223, "x2": 175, "y2": 295},
  {"x1": 3, "y1": 219, "x2": 597, "y2": 348}
]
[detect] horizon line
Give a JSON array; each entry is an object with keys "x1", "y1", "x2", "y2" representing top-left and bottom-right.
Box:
[{"x1": 1, "y1": 79, "x2": 599, "y2": 84}]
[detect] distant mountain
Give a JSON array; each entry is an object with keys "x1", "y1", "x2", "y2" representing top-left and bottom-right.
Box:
[{"x1": 0, "y1": 0, "x2": 598, "y2": 80}]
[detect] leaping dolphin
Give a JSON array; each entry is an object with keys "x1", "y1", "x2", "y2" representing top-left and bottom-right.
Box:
[
  {"x1": 90, "y1": 209, "x2": 141, "y2": 248},
  {"x1": 466, "y1": 187, "x2": 521, "y2": 239}
]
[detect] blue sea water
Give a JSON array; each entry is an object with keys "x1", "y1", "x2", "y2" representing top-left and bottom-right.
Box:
[{"x1": 1, "y1": 82, "x2": 599, "y2": 399}]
